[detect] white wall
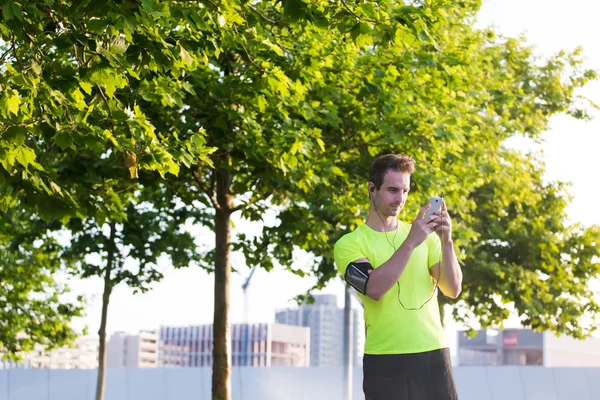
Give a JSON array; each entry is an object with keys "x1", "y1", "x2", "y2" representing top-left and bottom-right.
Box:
[
  {"x1": 1, "y1": 366, "x2": 599, "y2": 400},
  {"x1": 545, "y1": 333, "x2": 600, "y2": 367}
]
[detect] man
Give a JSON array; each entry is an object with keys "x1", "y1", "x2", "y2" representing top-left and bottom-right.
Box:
[{"x1": 334, "y1": 154, "x2": 462, "y2": 400}]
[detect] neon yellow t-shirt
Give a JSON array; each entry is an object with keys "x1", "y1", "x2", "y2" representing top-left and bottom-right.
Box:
[{"x1": 333, "y1": 221, "x2": 447, "y2": 355}]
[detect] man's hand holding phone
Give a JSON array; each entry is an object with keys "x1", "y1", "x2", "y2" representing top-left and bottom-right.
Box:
[
  {"x1": 406, "y1": 197, "x2": 453, "y2": 248},
  {"x1": 431, "y1": 199, "x2": 453, "y2": 243},
  {"x1": 406, "y1": 202, "x2": 439, "y2": 249}
]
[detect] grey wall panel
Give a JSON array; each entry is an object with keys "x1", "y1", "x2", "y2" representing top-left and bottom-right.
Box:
[
  {"x1": 454, "y1": 367, "x2": 492, "y2": 400},
  {"x1": 103, "y1": 369, "x2": 128, "y2": 400},
  {"x1": 519, "y1": 367, "x2": 559, "y2": 400},
  {"x1": 48, "y1": 369, "x2": 89, "y2": 400},
  {"x1": 0, "y1": 370, "x2": 8, "y2": 400},
  {"x1": 3, "y1": 366, "x2": 600, "y2": 400},
  {"x1": 238, "y1": 367, "x2": 344, "y2": 400},
  {"x1": 584, "y1": 368, "x2": 600, "y2": 400},
  {"x1": 485, "y1": 366, "x2": 526, "y2": 400},
  {"x1": 127, "y1": 369, "x2": 167, "y2": 400},
  {"x1": 353, "y1": 367, "x2": 363, "y2": 400},
  {"x1": 553, "y1": 367, "x2": 591, "y2": 400},
  {"x1": 202, "y1": 367, "x2": 211, "y2": 399},
  {"x1": 165, "y1": 368, "x2": 205, "y2": 400},
  {"x1": 8, "y1": 369, "x2": 49, "y2": 400},
  {"x1": 87, "y1": 370, "x2": 97, "y2": 400}
]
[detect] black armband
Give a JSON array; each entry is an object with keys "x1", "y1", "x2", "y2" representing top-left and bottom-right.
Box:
[{"x1": 345, "y1": 261, "x2": 374, "y2": 295}]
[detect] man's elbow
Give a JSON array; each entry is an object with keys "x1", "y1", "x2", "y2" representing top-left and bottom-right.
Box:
[
  {"x1": 366, "y1": 291, "x2": 383, "y2": 302},
  {"x1": 445, "y1": 285, "x2": 462, "y2": 299},
  {"x1": 366, "y1": 286, "x2": 384, "y2": 301}
]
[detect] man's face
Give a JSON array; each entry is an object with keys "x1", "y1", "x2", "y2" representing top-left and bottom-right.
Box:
[{"x1": 371, "y1": 170, "x2": 411, "y2": 217}]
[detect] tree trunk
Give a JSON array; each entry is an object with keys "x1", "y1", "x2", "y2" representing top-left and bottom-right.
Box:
[
  {"x1": 212, "y1": 165, "x2": 233, "y2": 400},
  {"x1": 95, "y1": 222, "x2": 116, "y2": 400}
]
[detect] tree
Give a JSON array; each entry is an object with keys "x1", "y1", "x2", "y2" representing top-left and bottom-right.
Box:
[
  {"x1": 458, "y1": 151, "x2": 600, "y2": 337},
  {"x1": 0, "y1": 209, "x2": 84, "y2": 360},
  {"x1": 158, "y1": 2, "x2": 598, "y2": 397},
  {"x1": 119, "y1": 2, "x2": 447, "y2": 399},
  {"x1": 3, "y1": 3, "x2": 599, "y2": 400},
  {"x1": 61, "y1": 184, "x2": 203, "y2": 400},
  {"x1": 261, "y1": 1, "x2": 600, "y2": 337},
  {"x1": 1, "y1": 1, "x2": 214, "y2": 399}
]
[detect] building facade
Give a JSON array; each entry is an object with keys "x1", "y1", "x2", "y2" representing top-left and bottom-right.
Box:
[
  {"x1": 275, "y1": 294, "x2": 364, "y2": 367},
  {"x1": 458, "y1": 328, "x2": 600, "y2": 367},
  {"x1": 158, "y1": 323, "x2": 310, "y2": 367},
  {"x1": 0, "y1": 336, "x2": 98, "y2": 369},
  {"x1": 107, "y1": 331, "x2": 158, "y2": 368}
]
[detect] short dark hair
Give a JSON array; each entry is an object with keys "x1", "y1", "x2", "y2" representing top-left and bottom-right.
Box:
[{"x1": 368, "y1": 154, "x2": 416, "y2": 190}]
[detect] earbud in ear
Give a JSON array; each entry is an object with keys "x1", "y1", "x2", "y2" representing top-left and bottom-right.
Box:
[{"x1": 371, "y1": 187, "x2": 375, "y2": 193}]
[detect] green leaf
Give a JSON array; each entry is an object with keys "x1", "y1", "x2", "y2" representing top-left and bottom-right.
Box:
[
  {"x1": 49, "y1": 181, "x2": 63, "y2": 196},
  {"x1": 5, "y1": 126, "x2": 26, "y2": 146},
  {"x1": 54, "y1": 132, "x2": 73, "y2": 150},
  {"x1": 179, "y1": 45, "x2": 194, "y2": 67},
  {"x1": 13, "y1": 146, "x2": 36, "y2": 168},
  {"x1": 350, "y1": 23, "x2": 362, "y2": 41},
  {"x1": 191, "y1": 134, "x2": 206, "y2": 148},
  {"x1": 331, "y1": 166, "x2": 344, "y2": 176},
  {"x1": 290, "y1": 140, "x2": 303, "y2": 155},
  {"x1": 316, "y1": 138, "x2": 325, "y2": 152},
  {"x1": 87, "y1": 18, "x2": 107, "y2": 34},
  {"x1": 6, "y1": 91, "x2": 20, "y2": 115},
  {"x1": 283, "y1": 0, "x2": 304, "y2": 20},
  {"x1": 79, "y1": 81, "x2": 93, "y2": 95},
  {"x1": 89, "y1": 68, "x2": 127, "y2": 97},
  {"x1": 31, "y1": 61, "x2": 42, "y2": 75},
  {"x1": 2, "y1": 0, "x2": 22, "y2": 22},
  {"x1": 70, "y1": 88, "x2": 87, "y2": 111},
  {"x1": 1, "y1": 149, "x2": 16, "y2": 170},
  {"x1": 142, "y1": 0, "x2": 155, "y2": 13},
  {"x1": 256, "y1": 96, "x2": 267, "y2": 113},
  {"x1": 262, "y1": 39, "x2": 283, "y2": 57}
]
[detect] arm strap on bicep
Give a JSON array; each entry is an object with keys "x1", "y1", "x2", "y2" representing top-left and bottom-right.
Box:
[{"x1": 344, "y1": 261, "x2": 374, "y2": 295}]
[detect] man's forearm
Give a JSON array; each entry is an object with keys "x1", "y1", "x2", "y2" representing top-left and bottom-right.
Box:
[
  {"x1": 365, "y1": 241, "x2": 415, "y2": 301},
  {"x1": 437, "y1": 240, "x2": 462, "y2": 298}
]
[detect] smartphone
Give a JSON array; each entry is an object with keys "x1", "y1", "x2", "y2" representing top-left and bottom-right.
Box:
[{"x1": 425, "y1": 196, "x2": 443, "y2": 218}]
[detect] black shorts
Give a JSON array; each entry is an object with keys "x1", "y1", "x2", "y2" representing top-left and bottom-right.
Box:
[{"x1": 363, "y1": 348, "x2": 458, "y2": 400}]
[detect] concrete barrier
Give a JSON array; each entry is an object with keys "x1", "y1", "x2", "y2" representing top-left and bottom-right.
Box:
[{"x1": 0, "y1": 366, "x2": 598, "y2": 399}]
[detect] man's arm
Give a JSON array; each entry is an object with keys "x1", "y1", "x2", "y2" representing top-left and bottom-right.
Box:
[
  {"x1": 429, "y1": 201, "x2": 462, "y2": 299},
  {"x1": 359, "y1": 240, "x2": 416, "y2": 301},
  {"x1": 429, "y1": 240, "x2": 462, "y2": 299},
  {"x1": 361, "y1": 205, "x2": 439, "y2": 301}
]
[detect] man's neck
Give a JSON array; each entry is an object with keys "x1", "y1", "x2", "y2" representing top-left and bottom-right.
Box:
[{"x1": 366, "y1": 209, "x2": 398, "y2": 232}]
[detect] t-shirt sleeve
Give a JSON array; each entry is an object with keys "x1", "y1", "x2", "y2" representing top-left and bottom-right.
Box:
[
  {"x1": 334, "y1": 235, "x2": 366, "y2": 277},
  {"x1": 427, "y1": 233, "x2": 442, "y2": 269}
]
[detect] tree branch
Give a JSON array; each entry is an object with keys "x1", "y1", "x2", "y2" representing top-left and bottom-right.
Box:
[
  {"x1": 248, "y1": 5, "x2": 281, "y2": 25},
  {"x1": 193, "y1": 167, "x2": 220, "y2": 210},
  {"x1": 11, "y1": 36, "x2": 22, "y2": 68},
  {"x1": 96, "y1": 84, "x2": 114, "y2": 121},
  {"x1": 233, "y1": 25, "x2": 265, "y2": 73},
  {"x1": 73, "y1": 44, "x2": 81, "y2": 66},
  {"x1": 0, "y1": 43, "x2": 14, "y2": 64},
  {"x1": 340, "y1": 0, "x2": 380, "y2": 24},
  {"x1": 172, "y1": 0, "x2": 219, "y2": 9},
  {"x1": 232, "y1": 191, "x2": 272, "y2": 213}
]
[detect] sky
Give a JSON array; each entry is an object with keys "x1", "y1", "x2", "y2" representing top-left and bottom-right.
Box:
[{"x1": 66, "y1": 0, "x2": 600, "y2": 348}]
